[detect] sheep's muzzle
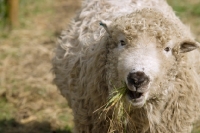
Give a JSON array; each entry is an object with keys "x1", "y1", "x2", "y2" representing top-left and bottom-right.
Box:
[{"x1": 126, "y1": 71, "x2": 150, "y2": 107}]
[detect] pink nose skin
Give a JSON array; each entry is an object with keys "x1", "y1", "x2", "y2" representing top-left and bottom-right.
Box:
[{"x1": 127, "y1": 71, "x2": 149, "y2": 90}]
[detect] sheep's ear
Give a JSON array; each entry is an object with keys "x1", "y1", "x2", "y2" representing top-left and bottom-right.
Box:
[
  {"x1": 99, "y1": 21, "x2": 112, "y2": 37},
  {"x1": 179, "y1": 41, "x2": 199, "y2": 53}
]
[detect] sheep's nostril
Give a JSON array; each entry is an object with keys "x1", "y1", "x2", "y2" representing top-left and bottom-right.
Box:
[{"x1": 127, "y1": 71, "x2": 149, "y2": 88}]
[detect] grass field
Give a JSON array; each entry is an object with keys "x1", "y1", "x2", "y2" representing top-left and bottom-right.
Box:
[{"x1": 0, "y1": 0, "x2": 200, "y2": 133}]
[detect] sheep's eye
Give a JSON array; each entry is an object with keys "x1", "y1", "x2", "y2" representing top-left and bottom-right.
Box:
[
  {"x1": 120, "y1": 40, "x2": 126, "y2": 46},
  {"x1": 164, "y1": 47, "x2": 171, "y2": 52}
]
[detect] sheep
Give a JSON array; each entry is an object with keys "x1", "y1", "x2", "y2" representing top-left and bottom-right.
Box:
[{"x1": 52, "y1": 0, "x2": 200, "y2": 132}]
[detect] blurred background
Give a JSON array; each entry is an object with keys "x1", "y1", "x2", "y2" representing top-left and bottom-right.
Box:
[{"x1": 0, "y1": 0, "x2": 199, "y2": 133}]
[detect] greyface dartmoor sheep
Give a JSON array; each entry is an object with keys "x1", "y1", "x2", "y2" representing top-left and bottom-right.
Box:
[{"x1": 52, "y1": 0, "x2": 200, "y2": 132}]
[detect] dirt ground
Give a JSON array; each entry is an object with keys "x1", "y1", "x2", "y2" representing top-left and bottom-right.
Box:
[
  {"x1": 0, "y1": 0, "x2": 200, "y2": 133},
  {"x1": 0, "y1": 0, "x2": 80, "y2": 133}
]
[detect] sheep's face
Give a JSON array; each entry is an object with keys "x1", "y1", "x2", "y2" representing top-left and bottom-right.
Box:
[
  {"x1": 104, "y1": 10, "x2": 199, "y2": 108},
  {"x1": 117, "y1": 37, "x2": 162, "y2": 108}
]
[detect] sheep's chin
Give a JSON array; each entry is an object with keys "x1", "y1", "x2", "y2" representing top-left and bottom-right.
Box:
[{"x1": 126, "y1": 91, "x2": 149, "y2": 108}]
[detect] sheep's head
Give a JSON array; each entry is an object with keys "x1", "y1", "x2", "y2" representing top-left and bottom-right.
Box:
[{"x1": 102, "y1": 9, "x2": 199, "y2": 108}]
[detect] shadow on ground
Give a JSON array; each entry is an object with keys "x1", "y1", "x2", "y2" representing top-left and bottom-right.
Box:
[{"x1": 0, "y1": 119, "x2": 71, "y2": 133}]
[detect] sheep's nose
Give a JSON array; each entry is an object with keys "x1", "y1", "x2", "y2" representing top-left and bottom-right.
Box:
[{"x1": 127, "y1": 71, "x2": 149, "y2": 88}]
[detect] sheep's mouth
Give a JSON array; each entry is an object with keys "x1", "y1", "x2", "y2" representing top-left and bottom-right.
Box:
[
  {"x1": 127, "y1": 90, "x2": 143, "y2": 99},
  {"x1": 126, "y1": 86, "x2": 149, "y2": 108}
]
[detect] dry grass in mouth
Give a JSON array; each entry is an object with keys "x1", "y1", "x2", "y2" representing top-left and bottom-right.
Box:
[
  {"x1": 105, "y1": 84, "x2": 127, "y2": 113},
  {"x1": 95, "y1": 83, "x2": 133, "y2": 133}
]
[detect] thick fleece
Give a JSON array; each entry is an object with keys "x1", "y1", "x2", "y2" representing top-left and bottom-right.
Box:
[{"x1": 52, "y1": 0, "x2": 200, "y2": 132}]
